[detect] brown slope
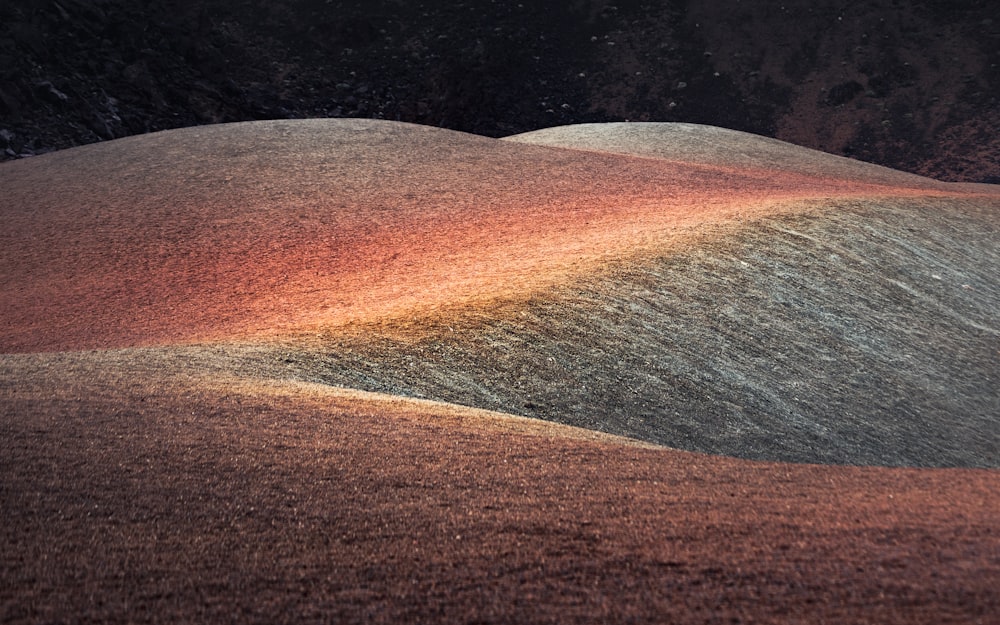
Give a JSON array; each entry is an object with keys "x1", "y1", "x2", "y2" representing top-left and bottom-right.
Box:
[{"x1": 1, "y1": 352, "x2": 998, "y2": 624}]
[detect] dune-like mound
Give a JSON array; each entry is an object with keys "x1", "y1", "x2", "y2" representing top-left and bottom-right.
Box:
[
  {"x1": 2, "y1": 120, "x2": 998, "y2": 623},
  {"x1": 4, "y1": 119, "x2": 993, "y2": 466},
  {"x1": 506, "y1": 122, "x2": 943, "y2": 188},
  {"x1": 4, "y1": 118, "x2": 952, "y2": 354}
]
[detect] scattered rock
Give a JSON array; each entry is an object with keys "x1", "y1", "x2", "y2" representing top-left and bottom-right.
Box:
[
  {"x1": 0, "y1": 0, "x2": 996, "y2": 182},
  {"x1": 34, "y1": 81, "x2": 70, "y2": 105}
]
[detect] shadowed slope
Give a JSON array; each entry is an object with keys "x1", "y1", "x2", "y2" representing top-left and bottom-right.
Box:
[{"x1": 248, "y1": 195, "x2": 1000, "y2": 467}]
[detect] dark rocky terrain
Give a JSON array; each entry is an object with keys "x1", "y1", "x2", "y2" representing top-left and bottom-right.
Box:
[{"x1": 1, "y1": 0, "x2": 998, "y2": 182}]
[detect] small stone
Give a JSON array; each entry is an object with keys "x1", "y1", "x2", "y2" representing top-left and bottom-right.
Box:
[{"x1": 34, "y1": 80, "x2": 69, "y2": 103}]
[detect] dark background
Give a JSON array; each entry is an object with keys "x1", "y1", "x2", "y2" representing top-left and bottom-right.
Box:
[{"x1": 1, "y1": 0, "x2": 997, "y2": 182}]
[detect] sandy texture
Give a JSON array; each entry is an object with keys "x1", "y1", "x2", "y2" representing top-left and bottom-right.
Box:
[
  {"x1": 257, "y1": 196, "x2": 1000, "y2": 467},
  {"x1": 0, "y1": 119, "x2": 979, "y2": 354},
  {"x1": 2, "y1": 359, "x2": 998, "y2": 624},
  {"x1": 505, "y1": 122, "x2": 942, "y2": 188},
  {"x1": 1, "y1": 120, "x2": 998, "y2": 623}
]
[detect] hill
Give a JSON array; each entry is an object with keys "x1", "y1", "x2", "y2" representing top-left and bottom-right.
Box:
[{"x1": 1, "y1": 120, "x2": 998, "y2": 623}]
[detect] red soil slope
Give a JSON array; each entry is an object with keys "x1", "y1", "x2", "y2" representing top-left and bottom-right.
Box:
[
  {"x1": 1, "y1": 120, "x2": 998, "y2": 623},
  {"x1": 1, "y1": 119, "x2": 988, "y2": 353}
]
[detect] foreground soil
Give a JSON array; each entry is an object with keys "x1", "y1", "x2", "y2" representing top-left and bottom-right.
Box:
[{"x1": 2, "y1": 358, "x2": 998, "y2": 624}]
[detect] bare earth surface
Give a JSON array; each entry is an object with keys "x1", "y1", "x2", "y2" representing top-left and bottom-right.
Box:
[{"x1": 1, "y1": 120, "x2": 998, "y2": 623}]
